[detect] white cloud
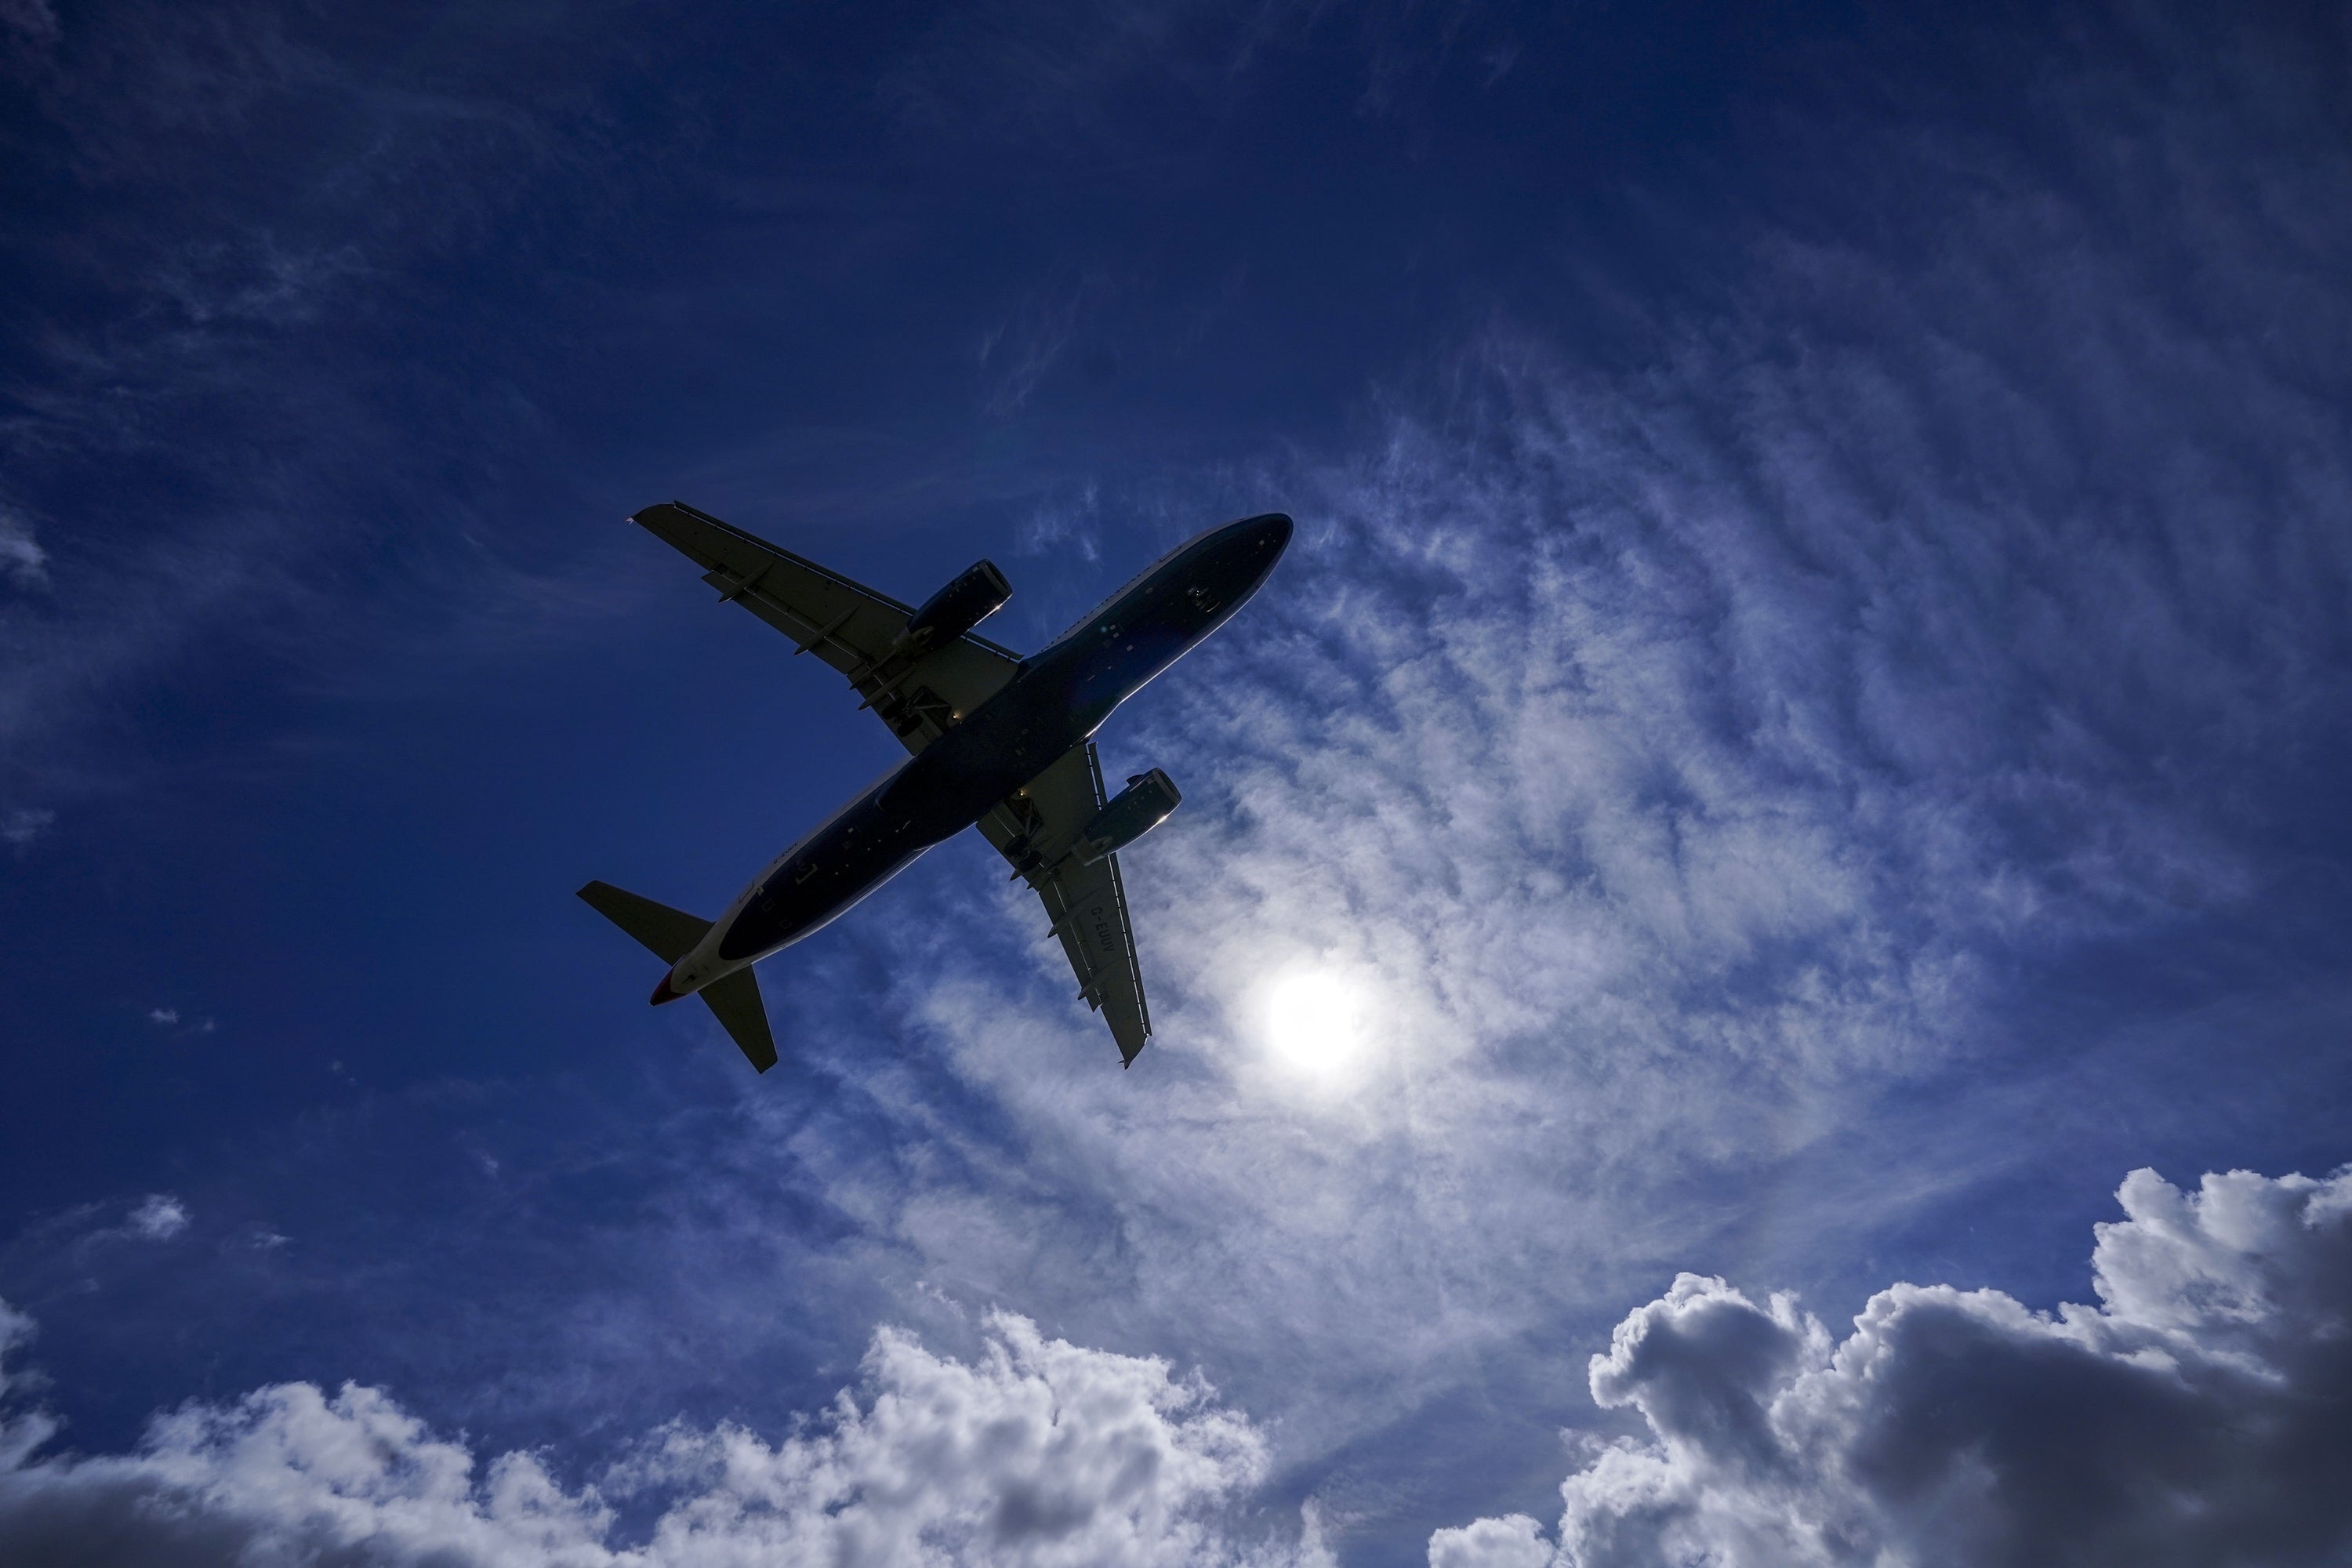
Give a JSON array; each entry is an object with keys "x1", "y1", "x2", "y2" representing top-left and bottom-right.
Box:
[
  {"x1": 1431, "y1": 1165, "x2": 2352, "y2": 1568},
  {"x1": 125, "y1": 1195, "x2": 188, "y2": 1242},
  {"x1": 0, "y1": 1307, "x2": 1328, "y2": 1568},
  {"x1": 1428, "y1": 1513, "x2": 1550, "y2": 1568}
]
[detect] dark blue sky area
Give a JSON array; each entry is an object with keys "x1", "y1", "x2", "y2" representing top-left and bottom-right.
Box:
[{"x1": 2, "y1": 2, "x2": 2349, "y2": 1563}]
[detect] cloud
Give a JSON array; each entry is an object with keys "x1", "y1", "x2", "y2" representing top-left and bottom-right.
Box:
[
  {"x1": 978, "y1": 272, "x2": 1116, "y2": 416},
  {"x1": 0, "y1": 0, "x2": 57, "y2": 45},
  {"x1": 0, "y1": 0, "x2": 695, "y2": 797},
  {"x1": 829, "y1": 195, "x2": 2347, "y2": 1440},
  {"x1": 766, "y1": 3, "x2": 2352, "y2": 1465},
  {"x1": 877, "y1": 0, "x2": 1518, "y2": 145},
  {"x1": 0, "y1": 1304, "x2": 49, "y2": 1474},
  {"x1": 0, "y1": 1306, "x2": 1327, "y2": 1567},
  {"x1": 125, "y1": 1196, "x2": 188, "y2": 1243},
  {"x1": 1429, "y1": 1164, "x2": 2352, "y2": 1568},
  {"x1": 2, "y1": 5, "x2": 2345, "y2": 1557},
  {"x1": 1428, "y1": 1514, "x2": 1549, "y2": 1568},
  {"x1": 0, "y1": 1304, "x2": 32, "y2": 1403},
  {"x1": 0, "y1": 513, "x2": 45, "y2": 592},
  {"x1": 0, "y1": 809, "x2": 53, "y2": 853}
]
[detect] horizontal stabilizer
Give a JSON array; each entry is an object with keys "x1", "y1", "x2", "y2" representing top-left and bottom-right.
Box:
[
  {"x1": 699, "y1": 967, "x2": 777, "y2": 1073},
  {"x1": 578, "y1": 880, "x2": 710, "y2": 964}
]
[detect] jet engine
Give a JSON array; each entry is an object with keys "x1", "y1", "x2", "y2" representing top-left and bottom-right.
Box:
[
  {"x1": 1072, "y1": 768, "x2": 1181, "y2": 865},
  {"x1": 897, "y1": 559, "x2": 1012, "y2": 650}
]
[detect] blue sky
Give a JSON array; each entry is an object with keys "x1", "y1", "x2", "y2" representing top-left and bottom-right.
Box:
[{"x1": 2, "y1": 2, "x2": 2350, "y2": 1563}]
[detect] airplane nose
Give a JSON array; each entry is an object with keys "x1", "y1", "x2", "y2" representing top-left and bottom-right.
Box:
[
  {"x1": 650, "y1": 971, "x2": 682, "y2": 1006},
  {"x1": 1258, "y1": 512, "x2": 1294, "y2": 552}
]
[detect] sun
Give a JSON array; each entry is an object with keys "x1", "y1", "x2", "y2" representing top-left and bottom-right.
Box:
[{"x1": 1264, "y1": 969, "x2": 1365, "y2": 1075}]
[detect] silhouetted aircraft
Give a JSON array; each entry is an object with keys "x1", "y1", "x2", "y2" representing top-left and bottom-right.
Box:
[{"x1": 582, "y1": 502, "x2": 1293, "y2": 1072}]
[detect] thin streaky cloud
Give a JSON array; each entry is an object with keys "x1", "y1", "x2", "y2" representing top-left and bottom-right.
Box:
[
  {"x1": 712, "y1": 33, "x2": 2351, "y2": 1470},
  {"x1": 0, "y1": 512, "x2": 47, "y2": 591}
]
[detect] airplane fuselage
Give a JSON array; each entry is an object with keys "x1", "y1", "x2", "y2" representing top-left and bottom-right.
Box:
[{"x1": 655, "y1": 511, "x2": 1293, "y2": 1002}]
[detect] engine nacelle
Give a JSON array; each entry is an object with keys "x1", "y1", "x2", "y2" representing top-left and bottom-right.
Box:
[
  {"x1": 898, "y1": 559, "x2": 1011, "y2": 650},
  {"x1": 1073, "y1": 769, "x2": 1181, "y2": 865}
]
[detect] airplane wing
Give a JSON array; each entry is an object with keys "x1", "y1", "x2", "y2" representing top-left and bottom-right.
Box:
[
  {"x1": 630, "y1": 501, "x2": 1022, "y2": 753},
  {"x1": 976, "y1": 742, "x2": 1152, "y2": 1065}
]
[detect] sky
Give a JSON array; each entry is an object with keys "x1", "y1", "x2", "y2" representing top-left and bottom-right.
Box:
[{"x1": 2, "y1": 1, "x2": 2350, "y2": 1563}]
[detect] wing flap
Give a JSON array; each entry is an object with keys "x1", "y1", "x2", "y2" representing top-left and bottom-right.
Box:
[
  {"x1": 1037, "y1": 851, "x2": 1150, "y2": 1063},
  {"x1": 978, "y1": 743, "x2": 1152, "y2": 1065}
]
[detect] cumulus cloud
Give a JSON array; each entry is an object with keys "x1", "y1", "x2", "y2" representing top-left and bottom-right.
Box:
[
  {"x1": 125, "y1": 1195, "x2": 189, "y2": 1242},
  {"x1": 1429, "y1": 1165, "x2": 2352, "y2": 1567},
  {"x1": 0, "y1": 1307, "x2": 1325, "y2": 1567}
]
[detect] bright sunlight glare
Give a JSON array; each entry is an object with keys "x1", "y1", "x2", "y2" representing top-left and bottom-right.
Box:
[{"x1": 1265, "y1": 969, "x2": 1364, "y2": 1075}]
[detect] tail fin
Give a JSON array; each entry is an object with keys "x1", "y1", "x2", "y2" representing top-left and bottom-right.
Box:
[
  {"x1": 578, "y1": 880, "x2": 708, "y2": 963},
  {"x1": 699, "y1": 967, "x2": 777, "y2": 1073},
  {"x1": 576, "y1": 880, "x2": 778, "y2": 1073}
]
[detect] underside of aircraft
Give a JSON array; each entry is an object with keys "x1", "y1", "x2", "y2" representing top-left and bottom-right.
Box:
[{"x1": 579, "y1": 501, "x2": 1292, "y2": 1073}]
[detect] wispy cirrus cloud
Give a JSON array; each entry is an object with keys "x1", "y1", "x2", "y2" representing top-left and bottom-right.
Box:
[
  {"x1": 0, "y1": 0, "x2": 55, "y2": 45},
  {"x1": 0, "y1": 511, "x2": 47, "y2": 592},
  {"x1": 0, "y1": 0, "x2": 695, "y2": 805},
  {"x1": 979, "y1": 271, "x2": 1120, "y2": 417},
  {"x1": 725, "y1": 2, "x2": 2352, "y2": 1487}
]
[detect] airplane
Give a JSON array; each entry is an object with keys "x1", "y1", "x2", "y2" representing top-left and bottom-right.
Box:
[{"x1": 579, "y1": 501, "x2": 1294, "y2": 1073}]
